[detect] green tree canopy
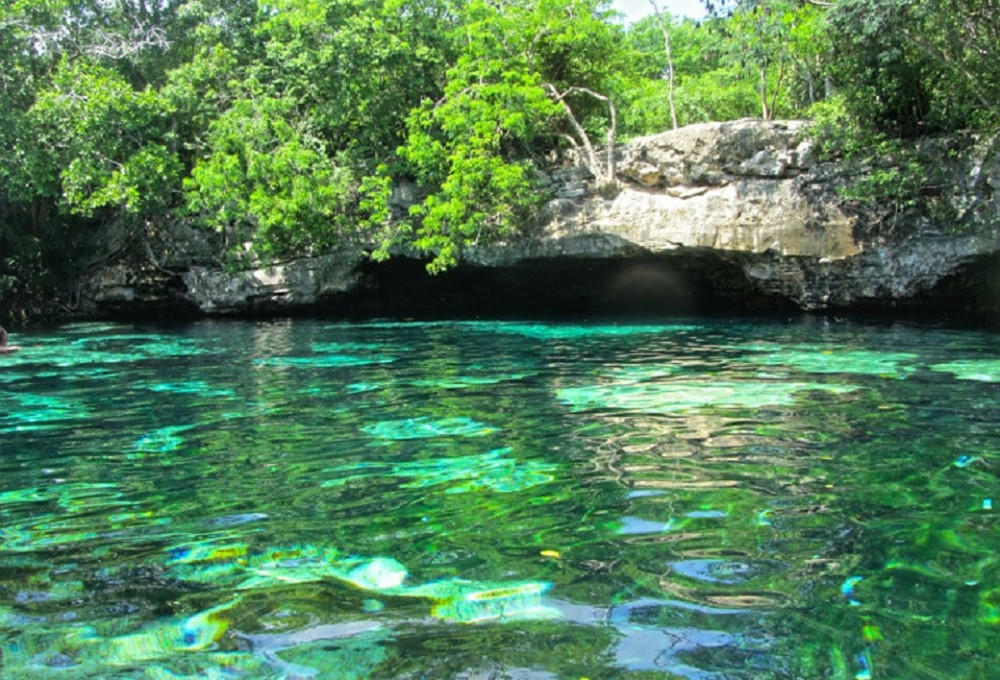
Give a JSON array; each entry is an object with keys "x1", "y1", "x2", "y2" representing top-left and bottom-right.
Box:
[
  {"x1": 2, "y1": 0, "x2": 999, "y2": 321},
  {"x1": 392, "y1": 0, "x2": 624, "y2": 272}
]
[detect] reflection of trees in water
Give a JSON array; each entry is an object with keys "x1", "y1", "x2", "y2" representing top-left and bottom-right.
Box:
[
  {"x1": 2, "y1": 320, "x2": 999, "y2": 678},
  {"x1": 560, "y1": 379, "x2": 900, "y2": 678},
  {"x1": 576, "y1": 379, "x2": 999, "y2": 678}
]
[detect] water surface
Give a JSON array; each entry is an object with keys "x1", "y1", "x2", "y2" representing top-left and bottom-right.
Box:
[{"x1": 1, "y1": 317, "x2": 998, "y2": 678}]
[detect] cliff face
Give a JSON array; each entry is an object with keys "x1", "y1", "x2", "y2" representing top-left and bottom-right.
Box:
[{"x1": 81, "y1": 119, "x2": 1000, "y2": 318}]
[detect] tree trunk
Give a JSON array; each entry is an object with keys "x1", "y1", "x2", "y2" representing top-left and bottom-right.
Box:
[
  {"x1": 648, "y1": 0, "x2": 678, "y2": 130},
  {"x1": 544, "y1": 84, "x2": 618, "y2": 187},
  {"x1": 760, "y1": 65, "x2": 770, "y2": 119}
]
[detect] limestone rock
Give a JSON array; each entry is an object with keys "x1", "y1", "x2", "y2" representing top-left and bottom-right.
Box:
[
  {"x1": 475, "y1": 121, "x2": 1000, "y2": 313},
  {"x1": 180, "y1": 251, "x2": 363, "y2": 314},
  {"x1": 79, "y1": 120, "x2": 1000, "y2": 318},
  {"x1": 82, "y1": 251, "x2": 363, "y2": 316},
  {"x1": 617, "y1": 119, "x2": 812, "y2": 187}
]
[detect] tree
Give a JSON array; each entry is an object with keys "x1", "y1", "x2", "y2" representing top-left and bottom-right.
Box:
[
  {"x1": 692, "y1": 0, "x2": 835, "y2": 120},
  {"x1": 183, "y1": 93, "x2": 356, "y2": 262},
  {"x1": 722, "y1": 0, "x2": 796, "y2": 120},
  {"x1": 618, "y1": 16, "x2": 749, "y2": 132},
  {"x1": 826, "y1": 0, "x2": 1000, "y2": 135},
  {"x1": 392, "y1": 0, "x2": 625, "y2": 272},
  {"x1": 647, "y1": 0, "x2": 678, "y2": 129},
  {"x1": 396, "y1": 61, "x2": 561, "y2": 273},
  {"x1": 28, "y1": 59, "x2": 180, "y2": 222},
  {"x1": 251, "y1": 0, "x2": 456, "y2": 165},
  {"x1": 177, "y1": 0, "x2": 461, "y2": 264},
  {"x1": 544, "y1": 84, "x2": 618, "y2": 186}
]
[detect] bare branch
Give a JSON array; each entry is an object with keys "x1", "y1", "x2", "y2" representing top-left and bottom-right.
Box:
[
  {"x1": 544, "y1": 83, "x2": 602, "y2": 182},
  {"x1": 544, "y1": 84, "x2": 618, "y2": 186},
  {"x1": 648, "y1": 0, "x2": 678, "y2": 130},
  {"x1": 84, "y1": 24, "x2": 170, "y2": 59}
]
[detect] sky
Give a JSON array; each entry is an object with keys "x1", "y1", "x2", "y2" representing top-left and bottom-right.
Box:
[{"x1": 611, "y1": 0, "x2": 707, "y2": 22}]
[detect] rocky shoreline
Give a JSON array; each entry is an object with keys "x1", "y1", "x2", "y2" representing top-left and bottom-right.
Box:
[{"x1": 78, "y1": 119, "x2": 1000, "y2": 320}]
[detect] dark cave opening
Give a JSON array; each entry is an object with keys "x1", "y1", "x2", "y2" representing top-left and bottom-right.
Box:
[{"x1": 329, "y1": 254, "x2": 796, "y2": 319}]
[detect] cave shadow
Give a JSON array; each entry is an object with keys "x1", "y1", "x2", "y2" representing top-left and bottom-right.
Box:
[{"x1": 328, "y1": 254, "x2": 797, "y2": 320}]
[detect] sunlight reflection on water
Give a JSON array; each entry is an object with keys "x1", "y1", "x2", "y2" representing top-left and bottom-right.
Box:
[{"x1": 0, "y1": 318, "x2": 998, "y2": 678}]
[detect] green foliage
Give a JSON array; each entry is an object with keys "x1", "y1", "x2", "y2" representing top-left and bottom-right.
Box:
[
  {"x1": 184, "y1": 94, "x2": 356, "y2": 261},
  {"x1": 807, "y1": 96, "x2": 862, "y2": 160},
  {"x1": 824, "y1": 0, "x2": 933, "y2": 136},
  {"x1": 1, "y1": 0, "x2": 999, "y2": 316},
  {"x1": 395, "y1": 0, "x2": 621, "y2": 272},
  {"x1": 398, "y1": 68, "x2": 558, "y2": 272},
  {"x1": 616, "y1": 17, "x2": 760, "y2": 132},
  {"x1": 826, "y1": 0, "x2": 1000, "y2": 136},
  {"x1": 359, "y1": 167, "x2": 397, "y2": 262},
  {"x1": 160, "y1": 44, "x2": 242, "y2": 151},
  {"x1": 176, "y1": 0, "x2": 461, "y2": 264},
  {"x1": 616, "y1": 4, "x2": 828, "y2": 134},
  {"x1": 677, "y1": 64, "x2": 764, "y2": 123},
  {"x1": 807, "y1": 96, "x2": 956, "y2": 235},
  {"x1": 254, "y1": 0, "x2": 454, "y2": 163},
  {"x1": 26, "y1": 59, "x2": 181, "y2": 219}
]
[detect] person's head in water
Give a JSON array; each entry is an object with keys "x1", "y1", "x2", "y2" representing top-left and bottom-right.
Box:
[{"x1": 0, "y1": 326, "x2": 7, "y2": 346}]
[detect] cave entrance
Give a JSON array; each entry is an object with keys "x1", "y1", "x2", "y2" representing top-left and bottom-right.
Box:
[{"x1": 330, "y1": 254, "x2": 795, "y2": 319}]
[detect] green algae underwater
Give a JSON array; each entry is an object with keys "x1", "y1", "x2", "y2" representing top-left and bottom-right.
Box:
[{"x1": 0, "y1": 317, "x2": 998, "y2": 679}]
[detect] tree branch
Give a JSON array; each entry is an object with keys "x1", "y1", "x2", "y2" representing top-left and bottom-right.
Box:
[
  {"x1": 648, "y1": 0, "x2": 678, "y2": 130},
  {"x1": 901, "y1": 26, "x2": 995, "y2": 110},
  {"x1": 544, "y1": 84, "x2": 618, "y2": 185}
]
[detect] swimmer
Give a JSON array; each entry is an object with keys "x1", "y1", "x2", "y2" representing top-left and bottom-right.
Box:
[{"x1": 0, "y1": 325, "x2": 21, "y2": 354}]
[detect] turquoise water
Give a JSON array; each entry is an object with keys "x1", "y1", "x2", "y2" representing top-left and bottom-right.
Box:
[{"x1": 0, "y1": 317, "x2": 998, "y2": 679}]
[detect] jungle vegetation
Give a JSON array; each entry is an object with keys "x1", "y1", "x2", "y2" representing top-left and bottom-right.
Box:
[{"x1": 1, "y1": 0, "x2": 998, "y2": 319}]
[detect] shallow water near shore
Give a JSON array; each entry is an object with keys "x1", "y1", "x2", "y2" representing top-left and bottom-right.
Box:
[{"x1": 1, "y1": 316, "x2": 998, "y2": 678}]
